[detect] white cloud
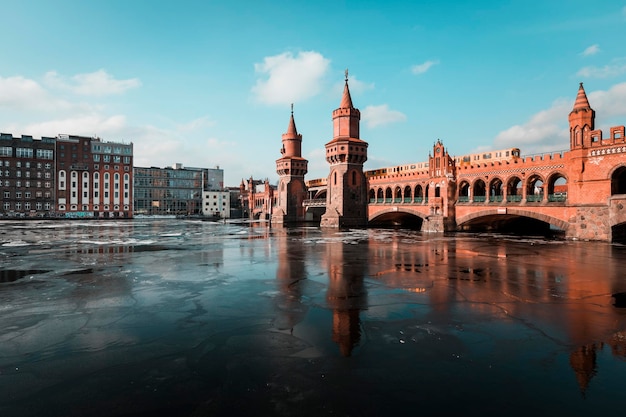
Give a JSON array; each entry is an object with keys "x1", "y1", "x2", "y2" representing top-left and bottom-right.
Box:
[
  {"x1": 493, "y1": 99, "x2": 571, "y2": 153},
  {"x1": 493, "y1": 81, "x2": 626, "y2": 154},
  {"x1": 22, "y1": 114, "x2": 128, "y2": 139},
  {"x1": 44, "y1": 69, "x2": 141, "y2": 96},
  {"x1": 411, "y1": 60, "x2": 439, "y2": 75},
  {"x1": 0, "y1": 75, "x2": 71, "y2": 111},
  {"x1": 577, "y1": 57, "x2": 626, "y2": 78},
  {"x1": 252, "y1": 51, "x2": 330, "y2": 105},
  {"x1": 362, "y1": 104, "x2": 407, "y2": 128},
  {"x1": 176, "y1": 116, "x2": 216, "y2": 132},
  {"x1": 588, "y1": 81, "x2": 626, "y2": 119},
  {"x1": 581, "y1": 44, "x2": 600, "y2": 56}
]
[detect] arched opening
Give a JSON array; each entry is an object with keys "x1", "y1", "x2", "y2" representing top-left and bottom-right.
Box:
[
  {"x1": 458, "y1": 181, "x2": 470, "y2": 202},
  {"x1": 527, "y1": 175, "x2": 544, "y2": 202},
  {"x1": 472, "y1": 179, "x2": 486, "y2": 203},
  {"x1": 385, "y1": 187, "x2": 392, "y2": 203},
  {"x1": 489, "y1": 178, "x2": 503, "y2": 202},
  {"x1": 377, "y1": 188, "x2": 384, "y2": 203},
  {"x1": 547, "y1": 173, "x2": 567, "y2": 202},
  {"x1": 404, "y1": 185, "x2": 412, "y2": 203},
  {"x1": 506, "y1": 177, "x2": 523, "y2": 202},
  {"x1": 414, "y1": 185, "x2": 424, "y2": 203},
  {"x1": 394, "y1": 186, "x2": 402, "y2": 203},
  {"x1": 369, "y1": 188, "x2": 376, "y2": 203},
  {"x1": 352, "y1": 170, "x2": 357, "y2": 185},
  {"x1": 425, "y1": 184, "x2": 430, "y2": 203},
  {"x1": 435, "y1": 185, "x2": 441, "y2": 198},
  {"x1": 611, "y1": 166, "x2": 626, "y2": 195}
]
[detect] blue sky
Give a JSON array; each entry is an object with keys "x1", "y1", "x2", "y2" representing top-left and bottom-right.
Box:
[{"x1": 2, "y1": 1, "x2": 626, "y2": 186}]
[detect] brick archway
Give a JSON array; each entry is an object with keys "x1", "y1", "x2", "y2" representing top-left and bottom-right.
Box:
[
  {"x1": 456, "y1": 208, "x2": 570, "y2": 231},
  {"x1": 369, "y1": 206, "x2": 427, "y2": 222}
]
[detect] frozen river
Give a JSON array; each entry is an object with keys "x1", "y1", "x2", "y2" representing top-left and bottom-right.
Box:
[{"x1": 1, "y1": 219, "x2": 625, "y2": 416}]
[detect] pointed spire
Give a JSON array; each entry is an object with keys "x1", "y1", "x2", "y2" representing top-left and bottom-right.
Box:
[
  {"x1": 340, "y1": 68, "x2": 354, "y2": 109},
  {"x1": 572, "y1": 82, "x2": 591, "y2": 111},
  {"x1": 286, "y1": 103, "x2": 298, "y2": 136}
]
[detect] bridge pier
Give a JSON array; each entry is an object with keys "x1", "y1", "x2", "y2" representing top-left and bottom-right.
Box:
[{"x1": 422, "y1": 215, "x2": 445, "y2": 233}]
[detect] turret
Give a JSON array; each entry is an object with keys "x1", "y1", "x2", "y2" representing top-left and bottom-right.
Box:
[{"x1": 569, "y1": 83, "x2": 595, "y2": 150}]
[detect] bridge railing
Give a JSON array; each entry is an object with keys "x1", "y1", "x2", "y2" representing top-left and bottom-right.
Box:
[
  {"x1": 302, "y1": 199, "x2": 326, "y2": 207},
  {"x1": 548, "y1": 193, "x2": 567, "y2": 202}
]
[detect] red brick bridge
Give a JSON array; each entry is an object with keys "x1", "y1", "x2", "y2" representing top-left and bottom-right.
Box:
[{"x1": 304, "y1": 84, "x2": 626, "y2": 242}]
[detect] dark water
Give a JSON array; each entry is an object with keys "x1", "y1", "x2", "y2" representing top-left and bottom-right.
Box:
[{"x1": 0, "y1": 220, "x2": 625, "y2": 417}]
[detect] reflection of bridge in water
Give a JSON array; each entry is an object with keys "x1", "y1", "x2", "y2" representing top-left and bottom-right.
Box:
[
  {"x1": 242, "y1": 81, "x2": 626, "y2": 241},
  {"x1": 273, "y1": 228, "x2": 626, "y2": 395}
]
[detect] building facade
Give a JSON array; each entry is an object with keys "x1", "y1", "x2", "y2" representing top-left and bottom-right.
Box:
[
  {"x1": 0, "y1": 133, "x2": 56, "y2": 217},
  {"x1": 133, "y1": 164, "x2": 224, "y2": 216},
  {"x1": 56, "y1": 135, "x2": 133, "y2": 218},
  {"x1": 202, "y1": 190, "x2": 230, "y2": 218}
]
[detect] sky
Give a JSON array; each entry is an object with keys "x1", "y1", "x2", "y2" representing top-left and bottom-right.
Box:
[{"x1": 2, "y1": 0, "x2": 626, "y2": 187}]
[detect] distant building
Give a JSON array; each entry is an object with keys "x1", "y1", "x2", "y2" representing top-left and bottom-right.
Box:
[
  {"x1": 56, "y1": 135, "x2": 133, "y2": 218},
  {"x1": 0, "y1": 133, "x2": 56, "y2": 217},
  {"x1": 202, "y1": 190, "x2": 230, "y2": 218},
  {"x1": 239, "y1": 177, "x2": 275, "y2": 220},
  {"x1": 133, "y1": 164, "x2": 224, "y2": 216}
]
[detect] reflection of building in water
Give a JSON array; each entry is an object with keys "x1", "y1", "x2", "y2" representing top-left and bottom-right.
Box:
[
  {"x1": 365, "y1": 235, "x2": 626, "y2": 393},
  {"x1": 324, "y1": 234, "x2": 368, "y2": 356},
  {"x1": 273, "y1": 229, "x2": 309, "y2": 331}
]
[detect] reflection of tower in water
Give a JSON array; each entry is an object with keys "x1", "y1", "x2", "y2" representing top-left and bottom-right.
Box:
[
  {"x1": 273, "y1": 229, "x2": 308, "y2": 331},
  {"x1": 324, "y1": 234, "x2": 368, "y2": 356}
]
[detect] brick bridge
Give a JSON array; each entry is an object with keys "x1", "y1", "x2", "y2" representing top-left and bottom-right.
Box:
[{"x1": 302, "y1": 83, "x2": 626, "y2": 242}]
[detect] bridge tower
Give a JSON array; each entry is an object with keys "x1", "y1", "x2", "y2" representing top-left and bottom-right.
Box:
[
  {"x1": 423, "y1": 139, "x2": 456, "y2": 232},
  {"x1": 320, "y1": 70, "x2": 369, "y2": 228},
  {"x1": 569, "y1": 82, "x2": 595, "y2": 150},
  {"x1": 272, "y1": 105, "x2": 309, "y2": 225}
]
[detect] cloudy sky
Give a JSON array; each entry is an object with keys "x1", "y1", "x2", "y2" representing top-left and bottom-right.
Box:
[{"x1": 2, "y1": 0, "x2": 626, "y2": 186}]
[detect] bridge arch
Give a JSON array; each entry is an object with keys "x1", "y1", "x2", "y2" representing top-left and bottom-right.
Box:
[
  {"x1": 313, "y1": 190, "x2": 326, "y2": 199},
  {"x1": 506, "y1": 175, "x2": 523, "y2": 201},
  {"x1": 394, "y1": 186, "x2": 402, "y2": 203},
  {"x1": 526, "y1": 174, "x2": 545, "y2": 202},
  {"x1": 546, "y1": 171, "x2": 568, "y2": 200},
  {"x1": 488, "y1": 177, "x2": 504, "y2": 201},
  {"x1": 415, "y1": 184, "x2": 424, "y2": 202},
  {"x1": 610, "y1": 164, "x2": 626, "y2": 195},
  {"x1": 472, "y1": 178, "x2": 487, "y2": 201},
  {"x1": 404, "y1": 185, "x2": 412, "y2": 202},
  {"x1": 456, "y1": 208, "x2": 570, "y2": 232},
  {"x1": 385, "y1": 187, "x2": 392, "y2": 202},
  {"x1": 458, "y1": 180, "x2": 470, "y2": 201},
  {"x1": 368, "y1": 206, "x2": 427, "y2": 225}
]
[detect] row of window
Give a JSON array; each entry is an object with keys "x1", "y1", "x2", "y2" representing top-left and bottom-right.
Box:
[
  {"x1": 92, "y1": 155, "x2": 131, "y2": 163},
  {"x1": 92, "y1": 145, "x2": 132, "y2": 155},
  {"x1": 2, "y1": 181, "x2": 51, "y2": 188},
  {"x1": 0, "y1": 171, "x2": 52, "y2": 178},
  {"x1": 0, "y1": 160, "x2": 53, "y2": 169},
  {"x1": 3, "y1": 191, "x2": 52, "y2": 199},
  {"x1": 0, "y1": 147, "x2": 54, "y2": 159},
  {"x1": 3, "y1": 202, "x2": 52, "y2": 210}
]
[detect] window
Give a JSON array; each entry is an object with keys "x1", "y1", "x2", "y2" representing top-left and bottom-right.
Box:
[
  {"x1": 0, "y1": 147, "x2": 12, "y2": 157},
  {"x1": 16, "y1": 192, "x2": 21, "y2": 198},
  {"x1": 25, "y1": 192, "x2": 31, "y2": 199},
  {"x1": 16, "y1": 148, "x2": 33, "y2": 158},
  {"x1": 36, "y1": 149, "x2": 53, "y2": 159},
  {"x1": 3, "y1": 191, "x2": 9, "y2": 198}
]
